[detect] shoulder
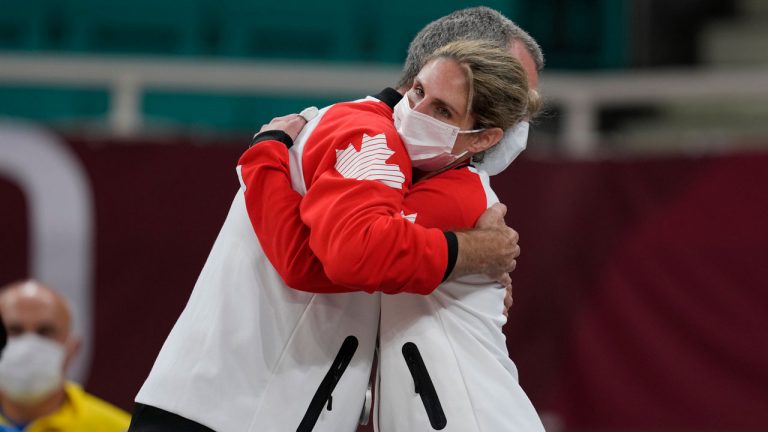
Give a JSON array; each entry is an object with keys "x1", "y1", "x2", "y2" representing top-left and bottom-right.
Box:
[
  {"x1": 303, "y1": 96, "x2": 410, "y2": 188},
  {"x1": 404, "y1": 167, "x2": 490, "y2": 231},
  {"x1": 322, "y1": 97, "x2": 398, "y2": 141},
  {"x1": 65, "y1": 382, "x2": 131, "y2": 430}
]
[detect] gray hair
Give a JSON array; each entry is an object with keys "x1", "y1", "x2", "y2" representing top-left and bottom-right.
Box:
[{"x1": 397, "y1": 6, "x2": 544, "y2": 90}]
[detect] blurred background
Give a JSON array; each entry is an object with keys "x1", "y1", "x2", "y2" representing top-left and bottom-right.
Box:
[{"x1": 1, "y1": 0, "x2": 766, "y2": 430}]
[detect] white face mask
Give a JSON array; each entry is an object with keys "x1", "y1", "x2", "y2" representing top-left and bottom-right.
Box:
[
  {"x1": 393, "y1": 95, "x2": 480, "y2": 172},
  {"x1": 0, "y1": 333, "x2": 66, "y2": 405},
  {"x1": 473, "y1": 121, "x2": 529, "y2": 176}
]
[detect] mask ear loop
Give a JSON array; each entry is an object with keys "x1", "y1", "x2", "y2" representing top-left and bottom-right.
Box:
[
  {"x1": 415, "y1": 125, "x2": 502, "y2": 181},
  {"x1": 457, "y1": 128, "x2": 484, "y2": 135}
]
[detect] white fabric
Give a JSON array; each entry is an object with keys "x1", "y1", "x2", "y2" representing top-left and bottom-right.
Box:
[
  {"x1": 0, "y1": 334, "x2": 65, "y2": 405},
  {"x1": 376, "y1": 169, "x2": 545, "y2": 432},
  {"x1": 136, "y1": 104, "x2": 379, "y2": 432},
  {"x1": 299, "y1": 106, "x2": 320, "y2": 122},
  {"x1": 474, "y1": 121, "x2": 529, "y2": 176}
]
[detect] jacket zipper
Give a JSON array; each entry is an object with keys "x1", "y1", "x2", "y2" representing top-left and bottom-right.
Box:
[
  {"x1": 297, "y1": 335, "x2": 359, "y2": 432},
  {"x1": 402, "y1": 342, "x2": 447, "y2": 430}
]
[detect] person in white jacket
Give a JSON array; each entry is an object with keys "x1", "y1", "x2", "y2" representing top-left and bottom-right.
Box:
[
  {"x1": 252, "y1": 38, "x2": 544, "y2": 432},
  {"x1": 378, "y1": 9, "x2": 545, "y2": 431}
]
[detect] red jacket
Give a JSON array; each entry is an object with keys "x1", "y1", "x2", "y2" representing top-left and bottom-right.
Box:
[
  {"x1": 238, "y1": 89, "x2": 460, "y2": 295},
  {"x1": 238, "y1": 89, "x2": 484, "y2": 295}
]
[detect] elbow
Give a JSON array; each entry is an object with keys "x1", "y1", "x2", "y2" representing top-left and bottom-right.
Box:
[
  {"x1": 281, "y1": 272, "x2": 305, "y2": 291},
  {"x1": 278, "y1": 259, "x2": 321, "y2": 292},
  {"x1": 322, "y1": 254, "x2": 378, "y2": 294},
  {"x1": 322, "y1": 253, "x2": 407, "y2": 294},
  {"x1": 323, "y1": 260, "x2": 363, "y2": 290}
]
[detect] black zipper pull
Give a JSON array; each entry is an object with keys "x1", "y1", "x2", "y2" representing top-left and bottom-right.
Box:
[
  {"x1": 297, "y1": 336, "x2": 358, "y2": 432},
  {"x1": 402, "y1": 342, "x2": 447, "y2": 430}
]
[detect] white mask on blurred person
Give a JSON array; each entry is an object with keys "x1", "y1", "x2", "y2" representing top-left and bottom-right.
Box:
[
  {"x1": 0, "y1": 333, "x2": 65, "y2": 405},
  {"x1": 393, "y1": 96, "x2": 479, "y2": 172},
  {"x1": 474, "y1": 121, "x2": 529, "y2": 176}
]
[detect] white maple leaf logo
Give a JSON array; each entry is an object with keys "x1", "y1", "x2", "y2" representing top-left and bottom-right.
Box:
[{"x1": 335, "y1": 133, "x2": 405, "y2": 189}]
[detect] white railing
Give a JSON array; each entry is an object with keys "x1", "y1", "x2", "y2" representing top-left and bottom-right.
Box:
[{"x1": 3, "y1": 52, "x2": 768, "y2": 155}]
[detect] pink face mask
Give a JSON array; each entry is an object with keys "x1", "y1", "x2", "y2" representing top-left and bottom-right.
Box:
[{"x1": 393, "y1": 95, "x2": 481, "y2": 172}]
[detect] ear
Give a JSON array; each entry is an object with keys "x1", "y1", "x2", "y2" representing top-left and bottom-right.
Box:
[{"x1": 468, "y1": 128, "x2": 504, "y2": 153}]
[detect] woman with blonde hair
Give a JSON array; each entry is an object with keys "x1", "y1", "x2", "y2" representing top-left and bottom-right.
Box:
[{"x1": 376, "y1": 39, "x2": 544, "y2": 431}]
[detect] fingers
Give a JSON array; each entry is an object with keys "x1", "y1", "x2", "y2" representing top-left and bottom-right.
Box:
[
  {"x1": 508, "y1": 242, "x2": 521, "y2": 273},
  {"x1": 497, "y1": 226, "x2": 520, "y2": 273},
  {"x1": 258, "y1": 113, "x2": 309, "y2": 140},
  {"x1": 493, "y1": 271, "x2": 513, "y2": 317},
  {"x1": 503, "y1": 283, "x2": 514, "y2": 317},
  {"x1": 492, "y1": 202, "x2": 508, "y2": 218},
  {"x1": 496, "y1": 271, "x2": 511, "y2": 287},
  {"x1": 299, "y1": 106, "x2": 319, "y2": 122},
  {"x1": 508, "y1": 257, "x2": 517, "y2": 273},
  {"x1": 503, "y1": 224, "x2": 519, "y2": 246},
  {"x1": 452, "y1": 221, "x2": 521, "y2": 279},
  {"x1": 475, "y1": 203, "x2": 507, "y2": 229},
  {"x1": 513, "y1": 243, "x2": 521, "y2": 260}
]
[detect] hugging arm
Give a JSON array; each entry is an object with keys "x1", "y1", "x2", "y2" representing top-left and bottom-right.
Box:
[
  {"x1": 240, "y1": 113, "x2": 520, "y2": 294},
  {"x1": 240, "y1": 113, "x2": 450, "y2": 294}
]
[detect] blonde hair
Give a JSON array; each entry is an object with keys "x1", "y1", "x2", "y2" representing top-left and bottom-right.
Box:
[{"x1": 425, "y1": 40, "x2": 540, "y2": 129}]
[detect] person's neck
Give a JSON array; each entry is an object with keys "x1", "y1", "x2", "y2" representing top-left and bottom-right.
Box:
[{"x1": 1, "y1": 387, "x2": 66, "y2": 424}]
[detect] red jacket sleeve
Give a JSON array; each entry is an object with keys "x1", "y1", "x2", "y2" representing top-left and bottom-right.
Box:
[
  {"x1": 238, "y1": 138, "x2": 361, "y2": 293},
  {"x1": 298, "y1": 109, "x2": 449, "y2": 294}
]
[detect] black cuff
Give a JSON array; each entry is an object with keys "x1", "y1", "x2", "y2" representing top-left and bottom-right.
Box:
[
  {"x1": 250, "y1": 130, "x2": 294, "y2": 148},
  {"x1": 442, "y1": 231, "x2": 458, "y2": 281}
]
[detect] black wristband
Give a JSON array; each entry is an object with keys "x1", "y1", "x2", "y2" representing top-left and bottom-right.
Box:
[
  {"x1": 250, "y1": 130, "x2": 294, "y2": 149},
  {"x1": 442, "y1": 231, "x2": 458, "y2": 281}
]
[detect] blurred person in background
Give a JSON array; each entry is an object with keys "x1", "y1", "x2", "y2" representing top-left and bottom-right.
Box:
[
  {"x1": 0, "y1": 310, "x2": 5, "y2": 353},
  {"x1": 0, "y1": 280, "x2": 129, "y2": 432}
]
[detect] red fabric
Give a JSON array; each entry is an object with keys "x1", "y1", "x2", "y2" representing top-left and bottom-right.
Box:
[
  {"x1": 239, "y1": 136, "x2": 487, "y2": 294},
  {"x1": 240, "y1": 100, "x2": 449, "y2": 295},
  {"x1": 403, "y1": 168, "x2": 488, "y2": 231},
  {"x1": 238, "y1": 139, "x2": 346, "y2": 292}
]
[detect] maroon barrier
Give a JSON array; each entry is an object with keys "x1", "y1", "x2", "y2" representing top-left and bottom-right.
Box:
[{"x1": 1, "y1": 131, "x2": 767, "y2": 430}]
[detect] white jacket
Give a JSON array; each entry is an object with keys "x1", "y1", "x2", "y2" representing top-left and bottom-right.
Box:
[{"x1": 376, "y1": 167, "x2": 545, "y2": 432}]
